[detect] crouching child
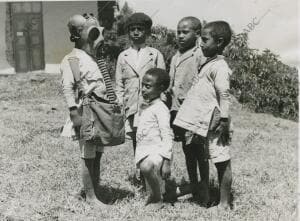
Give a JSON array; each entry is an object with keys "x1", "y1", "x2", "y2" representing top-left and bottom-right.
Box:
[{"x1": 135, "y1": 68, "x2": 173, "y2": 206}]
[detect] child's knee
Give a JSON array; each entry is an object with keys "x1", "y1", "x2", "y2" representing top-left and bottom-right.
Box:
[{"x1": 140, "y1": 158, "x2": 155, "y2": 175}]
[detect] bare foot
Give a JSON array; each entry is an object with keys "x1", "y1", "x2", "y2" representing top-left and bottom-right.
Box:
[
  {"x1": 163, "y1": 178, "x2": 178, "y2": 203},
  {"x1": 199, "y1": 183, "x2": 210, "y2": 208},
  {"x1": 208, "y1": 204, "x2": 231, "y2": 212},
  {"x1": 145, "y1": 201, "x2": 165, "y2": 211},
  {"x1": 72, "y1": 188, "x2": 86, "y2": 201},
  {"x1": 217, "y1": 203, "x2": 231, "y2": 211}
]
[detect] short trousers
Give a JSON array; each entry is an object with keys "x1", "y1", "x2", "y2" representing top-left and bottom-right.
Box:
[
  {"x1": 206, "y1": 131, "x2": 231, "y2": 163},
  {"x1": 185, "y1": 131, "x2": 231, "y2": 163},
  {"x1": 138, "y1": 154, "x2": 165, "y2": 194},
  {"x1": 79, "y1": 139, "x2": 104, "y2": 159}
]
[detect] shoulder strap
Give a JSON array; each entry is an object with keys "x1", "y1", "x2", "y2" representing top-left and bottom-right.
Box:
[
  {"x1": 68, "y1": 56, "x2": 81, "y2": 83},
  {"x1": 67, "y1": 56, "x2": 81, "y2": 103}
]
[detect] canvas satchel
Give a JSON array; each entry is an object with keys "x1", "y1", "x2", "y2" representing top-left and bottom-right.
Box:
[{"x1": 68, "y1": 55, "x2": 125, "y2": 146}]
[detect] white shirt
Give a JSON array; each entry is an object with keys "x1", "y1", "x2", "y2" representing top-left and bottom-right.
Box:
[
  {"x1": 135, "y1": 99, "x2": 173, "y2": 164},
  {"x1": 174, "y1": 55, "x2": 232, "y2": 137},
  {"x1": 60, "y1": 48, "x2": 108, "y2": 108}
]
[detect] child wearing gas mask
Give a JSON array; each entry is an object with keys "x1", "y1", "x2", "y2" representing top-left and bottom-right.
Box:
[{"x1": 60, "y1": 13, "x2": 109, "y2": 207}]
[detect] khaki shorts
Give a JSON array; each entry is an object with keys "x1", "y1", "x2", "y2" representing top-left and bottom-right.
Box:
[
  {"x1": 138, "y1": 154, "x2": 165, "y2": 194},
  {"x1": 79, "y1": 139, "x2": 104, "y2": 159},
  {"x1": 207, "y1": 131, "x2": 231, "y2": 163}
]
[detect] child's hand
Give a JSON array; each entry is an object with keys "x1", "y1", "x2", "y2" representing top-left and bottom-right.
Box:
[
  {"x1": 69, "y1": 107, "x2": 82, "y2": 127},
  {"x1": 216, "y1": 118, "x2": 230, "y2": 146},
  {"x1": 161, "y1": 159, "x2": 171, "y2": 180}
]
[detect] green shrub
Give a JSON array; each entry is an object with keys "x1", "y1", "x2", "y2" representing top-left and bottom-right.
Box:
[{"x1": 224, "y1": 33, "x2": 298, "y2": 120}]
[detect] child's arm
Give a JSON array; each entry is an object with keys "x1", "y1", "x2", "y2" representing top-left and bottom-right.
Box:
[
  {"x1": 167, "y1": 56, "x2": 176, "y2": 94},
  {"x1": 156, "y1": 105, "x2": 173, "y2": 177},
  {"x1": 214, "y1": 67, "x2": 231, "y2": 118},
  {"x1": 161, "y1": 55, "x2": 176, "y2": 108},
  {"x1": 61, "y1": 59, "x2": 82, "y2": 128},
  {"x1": 61, "y1": 60, "x2": 77, "y2": 109},
  {"x1": 159, "y1": 56, "x2": 175, "y2": 109},
  {"x1": 214, "y1": 66, "x2": 231, "y2": 145},
  {"x1": 156, "y1": 51, "x2": 166, "y2": 70},
  {"x1": 115, "y1": 55, "x2": 124, "y2": 104},
  {"x1": 161, "y1": 158, "x2": 171, "y2": 179},
  {"x1": 160, "y1": 54, "x2": 173, "y2": 107}
]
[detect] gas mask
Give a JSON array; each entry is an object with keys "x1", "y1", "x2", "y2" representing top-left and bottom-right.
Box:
[{"x1": 67, "y1": 13, "x2": 104, "y2": 57}]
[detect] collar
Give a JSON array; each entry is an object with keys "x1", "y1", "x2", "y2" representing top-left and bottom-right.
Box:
[
  {"x1": 130, "y1": 43, "x2": 146, "y2": 51},
  {"x1": 140, "y1": 98, "x2": 161, "y2": 111},
  {"x1": 199, "y1": 55, "x2": 224, "y2": 71},
  {"x1": 72, "y1": 48, "x2": 90, "y2": 57},
  {"x1": 204, "y1": 55, "x2": 224, "y2": 65},
  {"x1": 124, "y1": 45, "x2": 150, "y2": 56},
  {"x1": 174, "y1": 46, "x2": 199, "y2": 67},
  {"x1": 178, "y1": 46, "x2": 198, "y2": 57}
]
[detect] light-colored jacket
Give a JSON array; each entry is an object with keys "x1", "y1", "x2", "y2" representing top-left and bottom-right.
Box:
[
  {"x1": 60, "y1": 48, "x2": 108, "y2": 108},
  {"x1": 169, "y1": 46, "x2": 205, "y2": 111},
  {"x1": 174, "y1": 55, "x2": 232, "y2": 137},
  {"x1": 115, "y1": 46, "x2": 166, "y2": 118},
  {"x1": 135, "y1": 99, "x2": 173, "y2": 164}
]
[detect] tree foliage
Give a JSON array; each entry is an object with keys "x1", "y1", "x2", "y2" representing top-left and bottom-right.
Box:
[{"x1": 224, "y1": 33, "x2": 298, "y2": 120}]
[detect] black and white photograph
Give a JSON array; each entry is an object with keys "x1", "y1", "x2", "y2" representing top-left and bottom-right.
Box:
[{"x1": 0, "y1": 0, "x2": 298, "y2": 220}]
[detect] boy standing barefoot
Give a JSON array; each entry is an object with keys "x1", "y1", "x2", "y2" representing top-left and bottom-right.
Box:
[
  {"x1": 115, "y1": 13, "x2": 166, "y2": 154},
  {"x1": 168, "y1": 17, "x2": 206, "y2": 202},
  {"x1": 174, "y1": 21, "x2": 233, "y2": 210},
  {"x1": 135, "y1": 68, "x2": 173, "y2": 206}
]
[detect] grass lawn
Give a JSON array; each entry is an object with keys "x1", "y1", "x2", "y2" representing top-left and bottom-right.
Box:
[{"x1": 0, "y1": 73, "x2": 297, "y2": 221}]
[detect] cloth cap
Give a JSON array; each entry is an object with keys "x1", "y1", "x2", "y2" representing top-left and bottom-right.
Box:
[{"x1": 125, "y1": 12, "x2": 152, "y2": 31}]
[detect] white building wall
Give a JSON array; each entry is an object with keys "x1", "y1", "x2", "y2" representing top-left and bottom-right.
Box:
[
  {"x1": 0, "y1": 3, "x2": 11, "y2": 69},
  {"x1": 43, "y1": 1, "x2": 98, "y2": 64},
  {"x1": 0, "y1": 1, "x2": 98, "y2": 71}
]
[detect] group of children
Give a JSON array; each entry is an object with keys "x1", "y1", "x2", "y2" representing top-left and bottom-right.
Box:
[
  {"x1": 61, "y1": 11, "x2": 234, "y2": 210},
  {"x1": 115, "y1": 13, "x2": 233, "y2": 210}
]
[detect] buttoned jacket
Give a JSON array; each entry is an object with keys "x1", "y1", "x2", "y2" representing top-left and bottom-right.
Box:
[
  {"x1": 169, "y1": 46, "x2": 205, "y2": 111},
  {"x1": 115, "y1": 46, "x2": 166, "y2": 118}
]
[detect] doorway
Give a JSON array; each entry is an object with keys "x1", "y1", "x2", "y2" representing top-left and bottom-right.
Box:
[{"x1": 10, "y1": 2, "x2": 45, "y2": 72}]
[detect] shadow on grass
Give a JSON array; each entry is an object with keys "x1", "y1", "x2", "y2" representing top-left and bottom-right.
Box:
[
  {"x1": 179, "y1": 179, "x2": 234, "y2": 209},
  {"x1": 127, "y1": 172, "x2": 145, "y2": 188},
  {"x1": 97, "y1": 185, "x2": 135, "y2": 205}
]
